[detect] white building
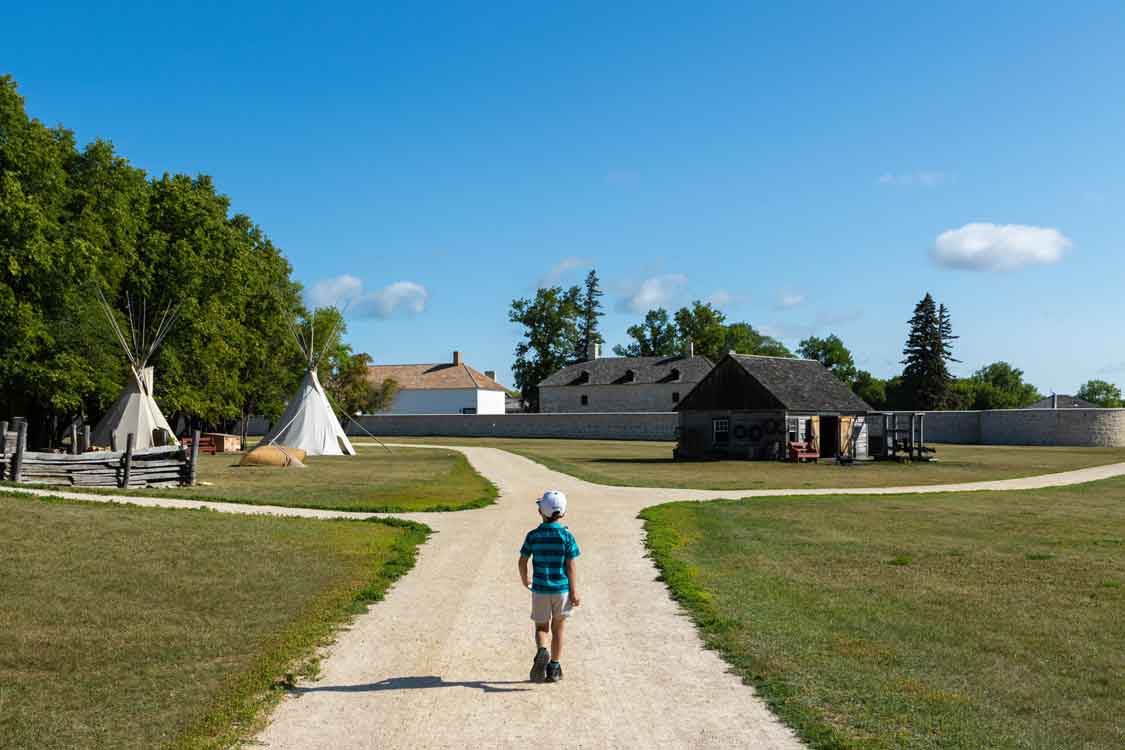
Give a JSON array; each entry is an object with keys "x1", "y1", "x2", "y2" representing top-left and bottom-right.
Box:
[{"x1": 367, "y1": 351, "x2": 507, "y2": 415}]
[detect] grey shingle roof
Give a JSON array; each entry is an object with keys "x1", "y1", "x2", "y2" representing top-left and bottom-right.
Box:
[
  {"x1": 1022, "y1": 395, "x2": 1098, "y2": 409},
  {"x1": 729, "y1": 354, "x2": 871, "y2": 412},
  {"x1": 538, "y1": 355, "x2": 714, "y2": 387}
]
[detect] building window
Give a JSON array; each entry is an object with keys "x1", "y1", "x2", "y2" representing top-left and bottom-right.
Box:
[
  {"x1": 580, "y1": 394, "x2": 589, "y2": 406},
  {"x1": 713, "y1": 417, "x2": 730, "y2": 445},
  {"x1": 672, "y1": 392, "x2": 680, "y2": 403}
]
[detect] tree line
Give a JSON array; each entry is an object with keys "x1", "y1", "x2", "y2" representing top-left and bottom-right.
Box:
[
  {"x1": 0, "y1": 76, "x2": 386, "y2": 447},
  {"x1": 510, "y1": 272, "x2": 1122, "y2": 411}
]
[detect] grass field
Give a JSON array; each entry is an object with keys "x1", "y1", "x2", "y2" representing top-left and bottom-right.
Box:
[
  {"x1": 27, "y1": 447, "x2": 497, "y2": 513},
  {"x1": 0, "y1": 492, "x2": 428, "y2": 750},
  {"x1": 362, "y1": 437, "x2": 1125, "y2": 490},
  {"x1": 640, "y1": 479, "x2": 1125, "y2": 750}
]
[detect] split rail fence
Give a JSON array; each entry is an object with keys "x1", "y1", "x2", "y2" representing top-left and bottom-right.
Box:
[{"x1": 1, "y1": 422, "x2": 199, "y2": 489}]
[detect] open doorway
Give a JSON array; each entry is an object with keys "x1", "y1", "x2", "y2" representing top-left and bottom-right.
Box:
[{"x1": 819, "y1": 416, "x2": 839, "y2": 458}]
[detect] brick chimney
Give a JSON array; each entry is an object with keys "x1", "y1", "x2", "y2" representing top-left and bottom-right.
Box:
[
  {"x1": 453, "y1": 350, "x2": 462, "y2": 366},
  {"x1": 586, "y1": 342, "x2": 601, "y2": 361},
  {"x1": 686, "y1": 341, "x2": 695, "y2": 358}
]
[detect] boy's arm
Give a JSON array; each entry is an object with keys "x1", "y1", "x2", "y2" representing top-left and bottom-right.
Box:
[
  {"x1": 518, "y1": 556, "x2": 531, "y2": 589},
  {"x1": 565, "y1": 558, "x2": 580, "y2": 606}
]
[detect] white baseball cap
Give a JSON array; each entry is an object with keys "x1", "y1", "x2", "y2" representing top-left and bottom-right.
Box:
[{"x1": 536, "y1": 490, "x2": 567, "y2": 518}]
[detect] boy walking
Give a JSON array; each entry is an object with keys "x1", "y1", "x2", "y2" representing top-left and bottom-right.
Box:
[{"x1": 519, "y1": 490, "x2": 581, "y2": 683}]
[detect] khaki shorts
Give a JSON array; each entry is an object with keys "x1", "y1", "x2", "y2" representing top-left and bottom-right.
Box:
[{"x1": 530, "y1": 592, "x2": 573, "y2": 623}]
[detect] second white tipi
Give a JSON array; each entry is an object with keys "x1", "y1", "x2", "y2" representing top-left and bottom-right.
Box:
[
  {"x1": 261, "y1": 367, "x2": 356, "y2": 456},
  {"x1": 260, "y1": 314, "x2": 356, "y2": 456}
]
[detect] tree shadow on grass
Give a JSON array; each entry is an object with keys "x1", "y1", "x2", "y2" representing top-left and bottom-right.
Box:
[{"x1": 291, "y1": 675, "x2": 530, "y2": 694}]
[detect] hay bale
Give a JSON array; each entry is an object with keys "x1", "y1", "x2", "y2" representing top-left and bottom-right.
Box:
[{"x1": 240, "y1": 445, "x2": 307, "y2": 468}]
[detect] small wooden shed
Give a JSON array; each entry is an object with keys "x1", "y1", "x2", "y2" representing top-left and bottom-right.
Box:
[{"x1": 674, "y1": 353, "x2": 872, "y2": 460}]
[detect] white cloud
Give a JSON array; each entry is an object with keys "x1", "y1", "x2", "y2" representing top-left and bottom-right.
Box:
[
  {"x1": 776, "y1": 291, "x2": 806, "y2": 310},
  {"x1": 878, "y1": 170, "x2": 950, "y2": 187},
  {"x1": 307, "y1": 275, "x2": 429, "y2": 318},
  {"x1": 621, "y1": 274, "x2": 688, "y2": 313},
  {"x1": 932, "y1": 223, "x2": 1071, "y2": 271},
  {"x1": 308, "y1": 274, "x2": 363, "y2": 307},
  {"x1": 537, "y1": 256, "x2": 590, "y2": 287}
]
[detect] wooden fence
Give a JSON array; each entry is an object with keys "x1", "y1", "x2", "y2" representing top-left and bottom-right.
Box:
[{"x1": 0, "y1": 422, "x2": 198, "y2": 488}]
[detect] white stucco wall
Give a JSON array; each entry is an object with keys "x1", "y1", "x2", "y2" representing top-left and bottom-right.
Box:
[
  {"x1": 475, "y1": 389, "x2": 506, "y2": 415},
  {"x1": 384, "y1": 388, "x2": 482, "y2": 415}
]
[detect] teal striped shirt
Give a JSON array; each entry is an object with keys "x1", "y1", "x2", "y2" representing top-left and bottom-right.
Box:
[{"x1": 520, "y1": 522, "x2": 581, "y2": 594}]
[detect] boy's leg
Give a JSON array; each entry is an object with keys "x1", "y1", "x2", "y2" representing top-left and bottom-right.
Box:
[
  {"x1": 549, "y1": 616, "x2": 566, "y2": 662},
  {"x1": 530, "y1": 621, "x2": 551, "y2": 682},
  {"x1": 535, "y1": 621, "x2": 550, "y2": 649}
]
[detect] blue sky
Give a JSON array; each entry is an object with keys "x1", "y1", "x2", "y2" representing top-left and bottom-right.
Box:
[{"x1": 5, "y1": 2, "x2": 1124, "y2": 392}]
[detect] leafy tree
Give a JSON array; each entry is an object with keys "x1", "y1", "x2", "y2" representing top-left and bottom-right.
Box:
[
  {"x1": 1076, "y1": 379, "x2": 1123, "y2": 408},
  {"x1": 574, "y1": 269, "x2": 605, "y2": 362},
  {"x1": 852, "y1": 370, "x2": 887, "y2": 409},
  {"x1": 0, "y1": 74, "x2": 335, "y2": 445},
  {"x1": 724, "y1": 322, "x2": 793, "y2": 358},
  {"x1": 509, "y1": 285, "x2": 581, "y2": 410},
  {"x1": 901, "y1": 293, "x2": 956, "y2": 409},
  {"x1": 613, "y1": 308, "x2": 680, "y2": 357},
  {"x1": 674, "y1": 300, "x2": 727, "y2": 361},
  {"x1": 798, "y1": 334, "x2": 856, "y2": 384},
  {"x1": 954, "y1": 362, "x2": 1043, "y2": 410}
]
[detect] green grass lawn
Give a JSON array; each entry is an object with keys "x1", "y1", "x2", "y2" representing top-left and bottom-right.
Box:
[
  {"x1": 641, "y1": 480, "x2": 1125, "y2": 750},
  {"x1": 0, "y1": 492, "x2": 428, "y2": 750},
  {"x1": 26, "y1": 446, "x2": 497, "y2": 512},
  {"x1": 361, "y1": 437, "x2": 1125, "y2": 490}
]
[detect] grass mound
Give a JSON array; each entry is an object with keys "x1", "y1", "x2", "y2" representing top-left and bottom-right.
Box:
[
  {"x1": 36, "y1": 446, "x2": 497, "y2": 513},
  {"x1": 641, "y1": 479, "x2": 1125, "y2": 749},
  {"x1": 0, "y1": 493, "x2": 429, "y2": 750},
  {"x1": 363, "y1": 437, "x2": 1125, "y2": 490}
]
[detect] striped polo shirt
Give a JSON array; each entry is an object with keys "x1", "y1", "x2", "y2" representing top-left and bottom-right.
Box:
[{"x1": 519, "y1": 522, "x2": 581, "y2": 594}]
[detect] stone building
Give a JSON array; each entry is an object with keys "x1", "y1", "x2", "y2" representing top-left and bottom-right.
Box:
[
  {"x1": 367, "y1": 351, "x2": 507, "y2": 415},
  {"x1": 675, "y1": 353, "x2": 871, "y2": 460},
  {"x1": 537, "y1": 346, "x2": 713, "y2": 413}
]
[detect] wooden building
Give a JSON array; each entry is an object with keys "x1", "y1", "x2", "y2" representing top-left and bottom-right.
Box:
[{"x1": 674, "y1": 353, "x2": 872, "y2": 460}]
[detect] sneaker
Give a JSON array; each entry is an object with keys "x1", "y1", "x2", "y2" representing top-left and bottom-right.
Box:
[
  {"x1": 530, "y1": 647, "x2": 550, "y2": 683},
  {"x1": 545, "y1": 661, "x2": 563, "y2": 683}
]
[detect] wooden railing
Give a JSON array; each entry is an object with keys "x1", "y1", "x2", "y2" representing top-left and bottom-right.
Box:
[{"x1": 0, "y1": 422, "x2": 198, "y2": 488}]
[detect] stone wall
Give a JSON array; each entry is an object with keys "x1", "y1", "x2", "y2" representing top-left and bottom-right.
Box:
[
  {"x1": 919, "y1": 408, "x2": 1125, "y2": 447},
  {"x1": 348, "y1": 412, "x2": 678, "y2": 441}
]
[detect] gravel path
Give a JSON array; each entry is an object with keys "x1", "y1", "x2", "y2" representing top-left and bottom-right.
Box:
[{"x1": 8, "y1": 449, "x2": 1125, "y2": 749}]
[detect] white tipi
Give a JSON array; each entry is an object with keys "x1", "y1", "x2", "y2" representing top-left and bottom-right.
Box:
[
  {"x1": 260, "y1": 315, "x2": 356, "y2": 456},
  {"x1": 92, "y1": 291, "x2": 178, "y2": 451}
]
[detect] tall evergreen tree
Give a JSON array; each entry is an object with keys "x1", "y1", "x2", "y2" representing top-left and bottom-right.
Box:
[
  {"x1": 574, "y1": 269, "x2": 605, "y2": 361},
  {"x1": 901, "y1": 293, "x2": 955, "y2": 409}
]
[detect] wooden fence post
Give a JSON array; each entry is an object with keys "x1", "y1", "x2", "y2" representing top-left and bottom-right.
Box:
[
  {"x1": 13, "y1": 421, "x2": 27, "y2": 483},
  {"x1": 121, "y1": 433, "x2": 135, "y2": 489},
  {"x1": 69, "y1": 424, "x2": 78, "y2": 455},
  {"x1": 110, "y1": 433, "x2": 118, "y2": 452},
  {"x1": 0, "y1": 420, "x2": 7, "y2": 456},
  {"x1": 189, "y1": 429, "x2": 200, "y2": 486},
  {"x1": 83, "y1": 425, "x2": 91, "y2": 453}
]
